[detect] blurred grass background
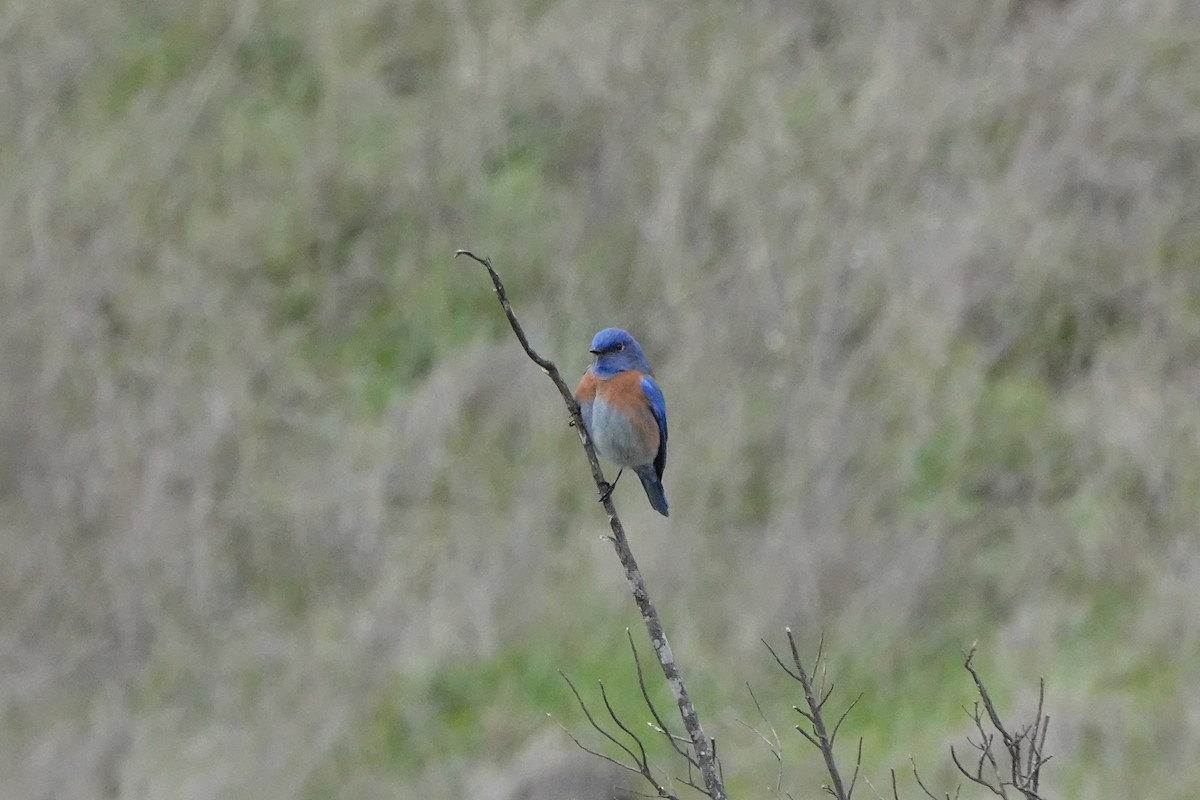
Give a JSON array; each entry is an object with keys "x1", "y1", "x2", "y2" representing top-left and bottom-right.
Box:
[{"x1": 2, "y1": 0, "x2": 1199, "y2": 797}]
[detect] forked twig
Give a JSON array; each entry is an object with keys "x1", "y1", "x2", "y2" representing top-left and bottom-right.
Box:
[
  {"x1": 558, "y1": 673, "x2": 680, "y2": 799},
  {"x1": 949, "y1": 648, "x2": 1051, "y2": 800},
  {"x1": 560, "y1": 672, "x2": 645, "y2": 772},
  {"x1": 764, "y1": 629, "x2": 861, "y2": 800}
]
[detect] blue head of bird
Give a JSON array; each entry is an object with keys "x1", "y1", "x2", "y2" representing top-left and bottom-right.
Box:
[{"x1": 589, "y1": 328, "x2": 652, "y2": 377}]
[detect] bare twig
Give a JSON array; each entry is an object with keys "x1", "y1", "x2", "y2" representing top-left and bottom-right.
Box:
[
  {"x1": 910, "y1": 757, "x2": 956, "y2": 800},
  {"x1": 601, "y1": 681, "x2": 652, "y2": 770},
  {"x1": 736, "y1": 683, "x2": 784, "y2": 796},
  {"x1": 550, "y1": 713, "x2": 640, "y2": 776},
  {"x1": 561, "y1": 672, "x2": 644, "y2": 770},
  {"x1": 764, "y1": 629, "x2": 859, "y2": 800},
  {"x1": 949, "y1": 648, "x2": 1051, "y2": 800},
  {"x1": 559, "y1": 673, "x2": 681, "y2": 799},
  {"x1": 458, "y1": 250, "x2": 726, "y2": 799},
  {"x1": 831, "y1": 694, "x2": 864, "y2": 746},
  {"x1": 853, "y1": 770, "x2": 892, "y2": 800}
]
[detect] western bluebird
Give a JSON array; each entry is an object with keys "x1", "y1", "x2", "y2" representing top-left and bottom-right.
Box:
[{"x1": 573, "y1": 328, "x2": 669, "y2": 517}]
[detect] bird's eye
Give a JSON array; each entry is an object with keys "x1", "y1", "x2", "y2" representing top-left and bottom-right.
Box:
[{"x1": 616, "y1": 343, "x2": 625, "y2": 351}]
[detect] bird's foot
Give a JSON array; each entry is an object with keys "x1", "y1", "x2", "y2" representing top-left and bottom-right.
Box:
[{"x1": 598, "y1": 469, "x2": 624, "y2": 503}]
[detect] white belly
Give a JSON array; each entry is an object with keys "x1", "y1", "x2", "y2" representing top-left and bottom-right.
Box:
[{"x1": 589, "y1": 398, "x2": 656, "y2": 468}]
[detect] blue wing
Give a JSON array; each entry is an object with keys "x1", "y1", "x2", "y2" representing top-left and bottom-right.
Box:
[{"x1": 640, "y1": 375, "x2": 668, "y2": 480}]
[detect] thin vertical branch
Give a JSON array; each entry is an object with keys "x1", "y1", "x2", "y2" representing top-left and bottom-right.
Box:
[{"x1": 458, "y1": 250, "x2": 726, "y2": 800}]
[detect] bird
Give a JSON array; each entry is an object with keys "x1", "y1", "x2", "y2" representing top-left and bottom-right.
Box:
[{"x1": 573, "y1": 328, "x2": 669, "y2": 516}]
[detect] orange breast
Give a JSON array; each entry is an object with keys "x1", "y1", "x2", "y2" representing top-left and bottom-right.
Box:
[
  {"x1": 574, "y1": 370, "x2": 599, "y2": 404},
  {"x1": 598, "y1": 371, "x2": 660, "y2": 450}
]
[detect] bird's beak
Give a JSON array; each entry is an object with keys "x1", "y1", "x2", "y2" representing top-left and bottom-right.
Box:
[{"x1": 589, "y1": 348, "x2": 601, "y2": 356}]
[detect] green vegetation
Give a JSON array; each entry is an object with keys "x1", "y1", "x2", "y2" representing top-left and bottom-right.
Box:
[{"x1": 2, "y1": 0, "x2": 1199, "y2": 797}]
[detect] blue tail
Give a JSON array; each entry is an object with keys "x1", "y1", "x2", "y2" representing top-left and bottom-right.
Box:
[{"x1": 634, "y1": 466, "x2": 670, "y2": 517}]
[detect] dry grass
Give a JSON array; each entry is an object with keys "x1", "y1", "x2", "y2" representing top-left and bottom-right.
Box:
[{"x1": 1, "y1": 0, "x2": 1199, "y2": 797}]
